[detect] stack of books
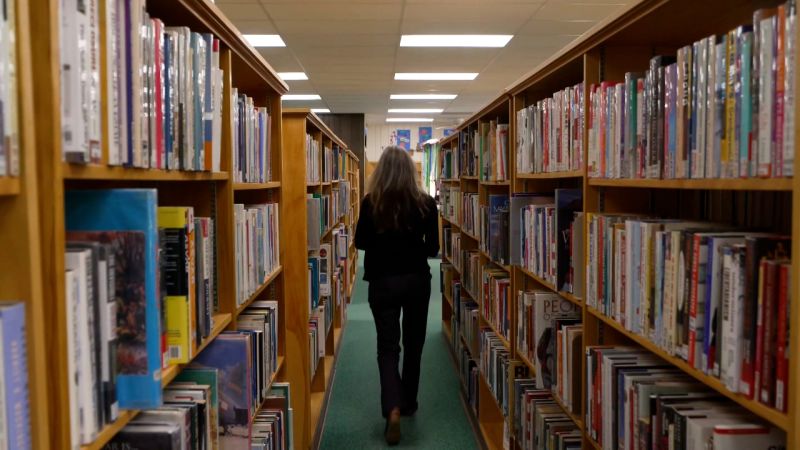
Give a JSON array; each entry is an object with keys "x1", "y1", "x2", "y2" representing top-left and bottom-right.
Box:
[
  {"x1": 479, "y1": 328, "x2": 512, "y2": 416},
  {"x1": 513, "y1": 378, "x2": 582, "y2": 450},
  {"x1": 234, "y1": 203, "x2": 281, "y2": 306},
  {"x1": 232, "y1": 92, "x2": 273, "y2": 182}
]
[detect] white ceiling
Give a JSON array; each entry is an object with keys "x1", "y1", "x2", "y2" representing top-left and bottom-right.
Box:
[{"x1": 217, "y1": 0, "x2": 630, "y2": 126}]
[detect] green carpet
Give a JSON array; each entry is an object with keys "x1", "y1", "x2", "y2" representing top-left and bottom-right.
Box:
[{"x1": 319, "y1": 255, "x2": 479, "y2": 449}]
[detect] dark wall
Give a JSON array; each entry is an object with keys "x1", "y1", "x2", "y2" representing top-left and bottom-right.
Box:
[{"x1": 320, "y1": 114, "x2": 366, "y2": 198}]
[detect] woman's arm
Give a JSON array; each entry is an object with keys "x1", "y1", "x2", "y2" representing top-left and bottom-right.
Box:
[
  {"x1": 423, "y1": 196, "x2": 440, "y2": 257},
  {"x1": 354, "y1": 196, "x2": 373, "y2": 250}
]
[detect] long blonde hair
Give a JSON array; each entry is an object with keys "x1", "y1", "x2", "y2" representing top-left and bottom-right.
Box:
[{"x1": 368, "y1": 146, "x2": 429, "y2": 231}]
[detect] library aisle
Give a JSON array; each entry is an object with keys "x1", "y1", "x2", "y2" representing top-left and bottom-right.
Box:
[{"x1": 320, "y1": 254, "x2": 479, "y2": 449}]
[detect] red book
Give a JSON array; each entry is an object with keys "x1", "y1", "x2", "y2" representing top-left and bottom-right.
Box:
[
  {"x1": 688, "y1": 233, "x2": 701, "y2": 366},
  {"x1": 775, "y1": 262, "x2": 790, "y2": 412},
  {"x1": 753, "y1": 260, "x2": 768, "y2": 400}
]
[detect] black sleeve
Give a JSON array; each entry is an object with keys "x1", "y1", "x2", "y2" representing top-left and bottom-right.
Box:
[
  {"x1": 354, "y1": 196, "x2": 373, "y2": 250},
  {"x1": 423, "y1": 196, "x2": 440, "y2": 257}
]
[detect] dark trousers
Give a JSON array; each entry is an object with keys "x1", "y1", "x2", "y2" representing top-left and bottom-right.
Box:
[{"x1": 367, "y1": 271, "x2": 431, "y2": 418}]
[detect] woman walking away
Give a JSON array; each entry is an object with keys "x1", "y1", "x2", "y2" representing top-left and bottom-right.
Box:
[{"x1": 354, "y1": 145, "x2": 439, "y2": 445}]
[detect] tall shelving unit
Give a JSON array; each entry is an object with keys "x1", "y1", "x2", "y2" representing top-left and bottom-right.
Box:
[
  {"x1": 0, "y1": 0, "x2": 51, "y2": 448},
  {"x1": 281, "y1": 109, "x2": 359, "y2": 450},
  {"x1": 28, "y1": 0, "x2": 293, "y2": 448},
  {"x1": 346, "y1": 149, "x2": 361, "y2": 298},
  {"x1": 438, "y1": 0, "x2": 800, "y2": 449}
]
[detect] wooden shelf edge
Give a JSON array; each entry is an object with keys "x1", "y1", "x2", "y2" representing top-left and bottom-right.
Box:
[
  {"x1": 162, "y1": 312, "x2": 234, "y2": 387},
  {"x1": 517, "y1": 350, "x2": 536, "y2": 376},
  {"x1": 233, "y1": 181, "x2": 281, "y2": 190},
  {"x1": 516, "y1": 170, "x2": 584, "y2": 180},
  {"x1": 587, "y1": 177, "x2": 793, "y2": 191},
  {"x1": 62, "y1": 163, "x2": 229, "y2": 181},
  {"x1": 80, "y1": 410, "x2": 141, "y2": 450},
  {"x1": 479, "y1": 180, "x2": 510, "y2": 186},
  {"x1": 0, "y1": 177, "x2": 21, "y2": 196},
  {"x1": 517, "y1": 266, "x2": 583, "y2": 307},
  {"x1": 462, "y1": 229, "x2": 480, "y2": 241},
  {"x1": 479, "y1": 249, "x2": 511, "y2": 271},
  {"x1": 586, "y1": 307, "x2": 790, "y2": 430},
  {"x1": 235, "y1": 266, "x2": 284, "y2": 316},
  {"x1": 482, "y1": 316, "x2": 512, "y2": 353}
]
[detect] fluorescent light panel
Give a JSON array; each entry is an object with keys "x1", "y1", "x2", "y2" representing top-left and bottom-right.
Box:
[
  {"x1": 312, "y1": 108, "x2": 330, "y2": 113},
  {"x1": 388, "y1": 108, "x2": 443, "y2": 114},
  {"x1": 278, "y1": 72, "x2": 308, "y2": 81},
  {"x1": 395, "y1": 73, "x2": 478, "y2": 81},
  {"x1": 400, "y1": 34, "x2": 513, "y2": 48},
  {"x1": 282, "y1": 94, "x2": 321, "y2": 101},
  {"x1": 391, "y1": 94, "x2": 458, "y2": 100},
  {"x1": 243, "y1": 34, "x2": 286, "y2": 47},
  {"x1": 386, "y1": 118, "x2": 434, "y2": 123}
]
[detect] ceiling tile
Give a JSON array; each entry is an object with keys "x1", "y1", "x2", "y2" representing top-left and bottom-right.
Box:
[
  {"x1": 262, "y1": 2, "x2": 403, "y2": 20},
  {"x1": 535, "y1": 2, "x2": 625, "y2": 21},
  {"x1": 230, "y1": 20, "x2": 279, "y2": 34},
  {"x1": 272, "y1": 19, "x2": 400, "y2": 35},
  {"x1": 217, "y1": 3, "x2": 269, "y2": 20}
]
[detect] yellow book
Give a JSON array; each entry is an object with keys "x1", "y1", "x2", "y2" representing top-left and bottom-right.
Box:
[
  {"x1": 158, "y1": 206, "x2": 197, "y2": 360},
  {"x1": 165, "y1": 295, "x2": 190, "y2": 364}
]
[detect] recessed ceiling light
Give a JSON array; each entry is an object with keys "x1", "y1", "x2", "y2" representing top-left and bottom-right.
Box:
[
  {"x1": 282, "y1": 94, "x2": 321, "y2": 101},
  {"x1": 312, "y1": 108, "x2": 330, "y2": 113},
  {"x1": 278, "y1": 72, "x2": 308, "y2": 81},
  {"x1": 391, "y1": 94, "x2": 458, "y2": 100},
  {"x1": 388, "y1": 108, "x2": 444, "y2": 114},
  {"x1": 400, "y1": 35, "x2": 513, "y2": 48},
  {"x1": 243, "y1": 34, "x2": 286, "y2": 47},
  {"x1": 386, "y1": 118, "x2": 435, "y2": 123},
  {"x1": 395, "y1": 73, "x2": 478, "y2": 81}
]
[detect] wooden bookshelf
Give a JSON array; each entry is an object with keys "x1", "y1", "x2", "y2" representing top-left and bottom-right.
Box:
[
  {"x1": 0, "y1": 177, "x2": 21, "y2": 196},
  {"x1": 27, "y1": 0, "x2": 293, "y2": 448},
  {"x1": 435, "y1": 1, "x2": 800, "y2": 448},
  {"x1": 282, "y1": 108, "x2": 358, "y2": 450}
]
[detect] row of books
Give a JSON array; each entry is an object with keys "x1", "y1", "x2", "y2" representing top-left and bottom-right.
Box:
[
  {"x1": 110, "y1": 317, "x2": 286, "y2": 450},
  {"x1": 478, "y1": 121, "x2": 510, "y2": 181},
  {"x1": 442, "y1": 227, "x2": 457, "y2": 264},
  {"x1": 461, "y1": 250, "x2": 481, "y2": 301},
  {"x1": 63, "y1": 190, "x2": 223, "y2": 446},
  {"x1": 455, "y1": 332, "x2": 479, "y2": 414},
  {"x1": 235, "y1": 203, "x2": 280, "y2": 307},
  {"x1": 588, "y1": 3, "x2": 797, "y2": 179},
  {"x1": 586, "y1": 346, "x2": 785, "y2": 450},
  {"x1": 512, "y1": 380, "x2": 582, "y2": 450},
  {"x1": 308, "y1": 226, "x2": 350, "y2": 313},
  {"x1": 462, "y1": 192, "x2": 479, "y2": 237},
  {"x1": 516, "y1": 84, "x2": 585, "y2": 175},
  {"x1": 306, "y1": 134, "x2": 321, "y2": 183},
  {"x1": 510, "y1": 190, "x2": 584, "y2": 296},
  {"x1": 480, "y1": 194, "x2": 510, "y2": 265},
  {"x1": 307, "y1": 193, "x2": 332, "y2": 249},
  {"x1": 482, "y1": 269, "x2": 511, "y2": 341},
  {"x1": 440, "y1": 186, "x2": 460, "y2": 224},
  {"x1": 479, "y1": 329, "x2": 513, "y2": 417},
  {"x1": 440, "y1": 146, "x2": 460, "y2": 180},
  {"x1": 322, "y1": 144, "x2": 344, "y2": 183},
  {"x1": 332, "y1": 183, "x2": 351, "y2": 224},
  {"x1": 586, "y1": 214, "x2": 791, "y2": 411},
  {"x1": 233, "y1": 91, "x2": 273, "y2": 183},
  {"x1": 458, "y1": 129, "x2": 479, "y2": 178},
  {"x1": 309, "y1": 303, "x2": 328, "y2": 377},
  {"x1": 65, "y1": 0, "x2": 230, "y2": 171},
  {"x1": 0, "y1": 0, "x2": 18, "y2": 177},
  {"x1": 516, "y1": 291, "x2": 581, "y2": 409}
]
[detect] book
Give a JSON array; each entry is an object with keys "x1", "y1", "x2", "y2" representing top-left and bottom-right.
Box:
[
  {"x1": 65, "y1": 189, "x2": 162, "y2": 409},
  {"x1": 0, "y1": 302, "x2": 30, "y2": 450}
]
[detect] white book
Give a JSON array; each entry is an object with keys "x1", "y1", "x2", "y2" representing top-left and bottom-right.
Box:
[
  {"x1": 106, "y1": 0, "x2": 122, "y2": 166},
  {"x1": 65, "y1": 270, "x2": 81, "y2": 450},
  {"x1": 757, "y1": 16, "x2": 776, "y2": 177},
  {"x1": 212, "y1": 68, "x2": 222, "y2": 172},
  {"x1": 65, "y1": 250, "x2": 99, "y2": 444},
  {"x1": 706, "y1": 37, "x2": 717, "y2": 179},
  {"x1": 60, "y1": 0, "x2": 87, "y2": 163},
  {"x1": 712, "y1": 424, "x2": 785, "y2": 450},
  {"x1": 3, "y1": 0, "x2": 18, "y2": 176},
  {"x1": 87, "y1": 0, "x2": 101, "y2": 163}
]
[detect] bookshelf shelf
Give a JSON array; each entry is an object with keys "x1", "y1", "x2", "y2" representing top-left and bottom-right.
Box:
[
  {"x1": 80, "y1": 410, "x2": 141, "y2": 450},
  {"x1": 479, "y1": 249, "x2": 511, "y2": 272},
  {"x1": 552, "y1": 394, "x2": 583, "y2": 430},
  {"x1": 233, "y1": 181, "x2": 281, "y2": 191},
  {"x1": 161, "y1": 312, "x2": 233, "y2": 387},
  {"x1": 61, "y1": 164, "x2": 229, "y2": 181},
  {"x1": 516, "y1": 350, "x2": 536, "y2": 378},
  {"x1": 482, "y1": 317, "x2": 512, "y2": 353},
  {"x1": 587, "y1": 177, "x2": 794, "y2": 192},
  {"x1": 516, "y1": 170, "x2": 584, "y2": 180},
  {"x1": 479, "y1": 180, "x2": 510, "y2": 186},
  {"x1": 517, "y1": 266, "x2": 582, "y2": 308},
  {"x1": 235, "y1": 266, "x2": 284, "y2": 316},
  {"x1": 462, "y1": 175, "x2": 479, "y2": 180},
  {"x1": 462, "y1": 229, "x2": 480, "y2": 241},
  {"x1": 0, "y1": 177, "x2": 21, "y2": 196},
  {"x1": 586, "y1": 307, "x2": 791, "y2": 430}
]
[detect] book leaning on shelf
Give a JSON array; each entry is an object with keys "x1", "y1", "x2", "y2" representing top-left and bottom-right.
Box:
[
  {"x1": 62, "y1": 0, "x2": 226, "y2": 169},
  {"x1": 0, "y1": 0, "x2": 19, "y2": 177},
  {"x1": 585, "y1": 346, "x2": 786, "y2": 450},
  {"x1": 587, "y1": 2, "x2": 796, "y2": 179},
  {"x1": 0, "y1": 302, "x2": 31, "y2": 450},
  {"x1": 586, "y1": 214, "x2": 791, "y2": 412},
  {"x1": 516, "y1": 83, "x2": 584, "y2": 174}
]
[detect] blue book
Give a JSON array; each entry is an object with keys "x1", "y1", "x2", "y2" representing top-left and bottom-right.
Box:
[
  {"x1": 1, "y1": 302, "x2": 30, "y2": 450},
  {"x1": 65, "y1": 189, "x2": 162, "y2": 409},
  {"x1": 192, "y1": 333, "x2": 253, "y2": 450},
  {"x1": 308, "y1": 257, "x2": 320, "y2": 309}
]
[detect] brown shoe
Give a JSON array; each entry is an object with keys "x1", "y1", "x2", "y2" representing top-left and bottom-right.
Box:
[{"x1": 384, "y1": 407, "x2": 401, "y2": 445}]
